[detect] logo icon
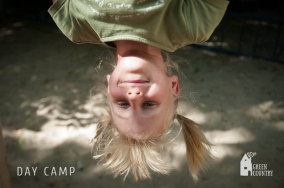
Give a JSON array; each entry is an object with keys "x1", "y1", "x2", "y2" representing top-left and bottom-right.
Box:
[
  {"x1": 240, "y1": 152, "x2": 273, "y2": 176},
  {"x1": 240, "y1": 152, "x2": 256, "y2": 176}
]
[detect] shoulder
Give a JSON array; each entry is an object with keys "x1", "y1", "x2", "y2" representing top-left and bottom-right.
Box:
[{"x1": 183, "y1": 0, "x2": 229, "y2": 43}]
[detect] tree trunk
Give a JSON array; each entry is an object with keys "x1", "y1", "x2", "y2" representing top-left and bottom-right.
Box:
[{"x1": 0, "y1": 121, "x2": 11, "y2": 188}]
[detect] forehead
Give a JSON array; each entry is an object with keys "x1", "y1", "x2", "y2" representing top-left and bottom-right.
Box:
[{"x1": 111, "y1": 104, "x2": 171, "y2": 137}]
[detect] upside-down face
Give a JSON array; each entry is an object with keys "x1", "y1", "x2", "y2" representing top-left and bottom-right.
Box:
[{"x1": 107, "y1": 51, "x2": 179, "y2": 139}]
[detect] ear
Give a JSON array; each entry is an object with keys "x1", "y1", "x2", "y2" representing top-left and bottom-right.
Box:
[
  {"x1": 169, "y1": 75, "x2": 179, "y2": 97},
  {"x1": 107, "y1": 75, "x2": 111, "y2": 94},
  {"x1": 107, "y1": 74, "x2": 111, "y2": 83}
]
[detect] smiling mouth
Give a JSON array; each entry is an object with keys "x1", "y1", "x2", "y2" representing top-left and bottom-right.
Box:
[{"x1": 122, "y1": 80, "x2": 150, "y2": 83}]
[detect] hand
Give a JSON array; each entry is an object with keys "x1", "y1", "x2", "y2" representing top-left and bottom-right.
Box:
[{"x1": 52, "y1": 0, "x2": 57, "y2": 3}]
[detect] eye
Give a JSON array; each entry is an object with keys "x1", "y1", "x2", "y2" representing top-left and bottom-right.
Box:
[
  {"x1": 143, "y1": 102, "x2": 157, "y2": 108},
  {"x1": 117, "y1": 101, "x2": 130, "y2": 108}
]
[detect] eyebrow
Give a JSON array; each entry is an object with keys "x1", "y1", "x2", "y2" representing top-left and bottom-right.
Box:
[{"x1": 112, "y1": 104, "x2": 162, "y2": 119}]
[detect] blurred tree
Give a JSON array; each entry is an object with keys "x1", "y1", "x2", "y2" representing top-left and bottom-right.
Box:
[{"x1": 0, "y1": 121, "x2": 11, "y2": 188}]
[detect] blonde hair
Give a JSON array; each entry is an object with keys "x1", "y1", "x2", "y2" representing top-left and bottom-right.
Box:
[{"x1": 91, "y1": 51, "x2": 212, "y2": 181}]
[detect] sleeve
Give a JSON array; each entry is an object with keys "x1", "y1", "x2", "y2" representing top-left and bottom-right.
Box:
[
  {"x1": 183, "y1": 0, "x2": 229, "y2": 44},
  {"x1": 48, "y1": 0, "x2": 101, "y2": 44}
]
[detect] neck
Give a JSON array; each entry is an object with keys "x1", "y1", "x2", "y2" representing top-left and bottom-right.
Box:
[{"x1": 114, "y1": 40, "x2": 163, "y2": 63}]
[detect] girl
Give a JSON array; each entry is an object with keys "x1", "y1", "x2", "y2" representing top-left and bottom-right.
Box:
[{"x1": 49, "y1": 0, "x2": 229, "y2": 181}]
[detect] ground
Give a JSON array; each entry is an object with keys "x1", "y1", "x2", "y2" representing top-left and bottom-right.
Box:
[{"x1": 0, "y1": 17, "x2": 284, "y2": 188}]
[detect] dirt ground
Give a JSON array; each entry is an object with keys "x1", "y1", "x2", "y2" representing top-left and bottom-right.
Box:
[{"x1": 0, "y1": 17, "x2": 284, "y2": 188}]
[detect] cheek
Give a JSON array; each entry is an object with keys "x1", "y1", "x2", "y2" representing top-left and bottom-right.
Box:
[
  {"x1": 109, "y1": 79, "x2": 124, "y2": 99},
  {"x1": 109, "y1": 86, "x2": 121, "y2": 99},
  {"x1": 148, "y1": 82, "x2": 171, "y2": 100},
  {"x1": 151, "y1": 72, "x2": 171, "y2": 94}
]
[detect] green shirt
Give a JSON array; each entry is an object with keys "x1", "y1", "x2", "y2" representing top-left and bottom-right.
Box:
[{"x1": 48, "y1": 0, "x2": 229, "y2": 52}]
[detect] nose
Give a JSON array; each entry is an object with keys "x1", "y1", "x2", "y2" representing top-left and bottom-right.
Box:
[
  {"x1": 127, "y1": 89, "x2": 144, "y2": 104},
  {"x1": 127, "y1": 91, "x2": 143, "y2": 99},
  {"x1": 126, "y1": 91, "x2": 143, "y2": 110}
]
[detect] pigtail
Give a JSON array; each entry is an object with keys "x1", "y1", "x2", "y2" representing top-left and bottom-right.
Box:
[{"x1": 176, "y1": 114, "x2": 213, "y2": 181}]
